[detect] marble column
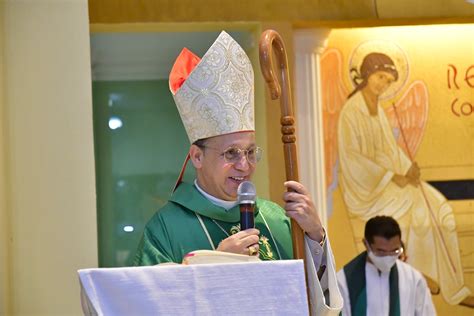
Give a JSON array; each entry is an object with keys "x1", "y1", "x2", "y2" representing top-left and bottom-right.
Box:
[{"x1": 293, "y1": 29, "x2": 331, "y2": 227}]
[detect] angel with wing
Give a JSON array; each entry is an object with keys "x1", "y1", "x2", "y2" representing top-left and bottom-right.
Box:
[{"x1": 321, "y1": 41, "x2": 472, "y2": 307}]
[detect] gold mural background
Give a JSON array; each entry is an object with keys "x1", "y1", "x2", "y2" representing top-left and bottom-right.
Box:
[{"x1": 326, "y1": 23, "x2": 473, "y2": 315}]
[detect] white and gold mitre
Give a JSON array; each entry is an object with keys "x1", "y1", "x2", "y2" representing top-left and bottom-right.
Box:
[{"x1": 169, "y1": 31, "x2": 255, "y2": 144}]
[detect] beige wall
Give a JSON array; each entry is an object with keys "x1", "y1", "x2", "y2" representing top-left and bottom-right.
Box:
[
  {"x1": 0, "y1": 1, "x2": 12, "y2": 315},
  {"x1": 3, "y1": 0, "x2": 97, "y2": 315}
]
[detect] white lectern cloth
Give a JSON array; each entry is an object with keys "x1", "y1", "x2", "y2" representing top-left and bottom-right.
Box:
[{"x1": 79, "y1": 260, "x2": 309, "y2": 315}]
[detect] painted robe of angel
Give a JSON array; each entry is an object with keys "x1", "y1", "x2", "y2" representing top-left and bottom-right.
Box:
[{"x1": 322, "y1": 49, "x2": 471, "y2": 305}]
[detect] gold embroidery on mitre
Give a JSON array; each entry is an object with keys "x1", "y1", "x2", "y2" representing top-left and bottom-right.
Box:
[{"x1": 172, "y1": 31, "x2": 255, "y2": 144}]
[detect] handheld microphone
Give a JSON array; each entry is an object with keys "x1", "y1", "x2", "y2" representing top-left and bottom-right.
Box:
[{"x1": 237, "y1": 181, "x2": 256, "y2": 230}]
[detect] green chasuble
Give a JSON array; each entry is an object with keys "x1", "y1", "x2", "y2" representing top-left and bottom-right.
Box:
[
  {"x1": 134, "y1": 182, "x2": 294, "y2": 265},
  {"x1": 343, "y1": 251, "x2": 400, "y2": 316}
]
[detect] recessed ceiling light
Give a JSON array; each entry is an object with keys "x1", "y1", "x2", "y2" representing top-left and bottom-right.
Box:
[
  {"x1": 123, "y1": 225, "x2": 134, "y2": 232},
  {"x1": 108, "y1": 117, "x2": 123, "y2": 130}
]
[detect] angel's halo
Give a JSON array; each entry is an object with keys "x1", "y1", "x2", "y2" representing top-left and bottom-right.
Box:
[{"x1": 348, "y1": 40, "x2": 409, "y2": 101}]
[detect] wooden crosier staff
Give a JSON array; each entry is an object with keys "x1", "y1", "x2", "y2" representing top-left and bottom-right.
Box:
[{"x1": 258, "y1": 30, "x2": 306, "y2": 261}]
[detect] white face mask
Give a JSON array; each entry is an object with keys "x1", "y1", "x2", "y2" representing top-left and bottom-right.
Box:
[{"x1": 367, "y1": 250, "x2": 398, "y2": 273}]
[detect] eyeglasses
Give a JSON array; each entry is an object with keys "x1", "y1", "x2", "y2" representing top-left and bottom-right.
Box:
[
  {"x1": 367, "y1": 243, "x2": 404, "y2": 257},
  {"x1": 202, "y1": 146, "x2": 263, "y2": 164}
]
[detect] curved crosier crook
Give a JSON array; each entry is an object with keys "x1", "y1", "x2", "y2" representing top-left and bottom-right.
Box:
[{"x1": 259, "y1": 30, "x2": 305, "y2": 261}]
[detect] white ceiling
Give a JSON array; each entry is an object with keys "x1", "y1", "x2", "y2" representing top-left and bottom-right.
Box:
[{"x1": 90, "y1": 31, "x2": 254, "y2": 81}]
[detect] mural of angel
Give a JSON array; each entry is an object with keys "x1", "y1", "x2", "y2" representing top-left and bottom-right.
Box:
[{"x1": 321, "y1": 41, "x2": 472, "y2": 306}]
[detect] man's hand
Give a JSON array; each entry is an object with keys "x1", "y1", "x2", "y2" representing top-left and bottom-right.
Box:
[
  {"x1": 283, "y1": 181, "x2": 324, "y2": 243},
  {"x1": 216, "y1": 228, "x2": 260, "y2": 256}
]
